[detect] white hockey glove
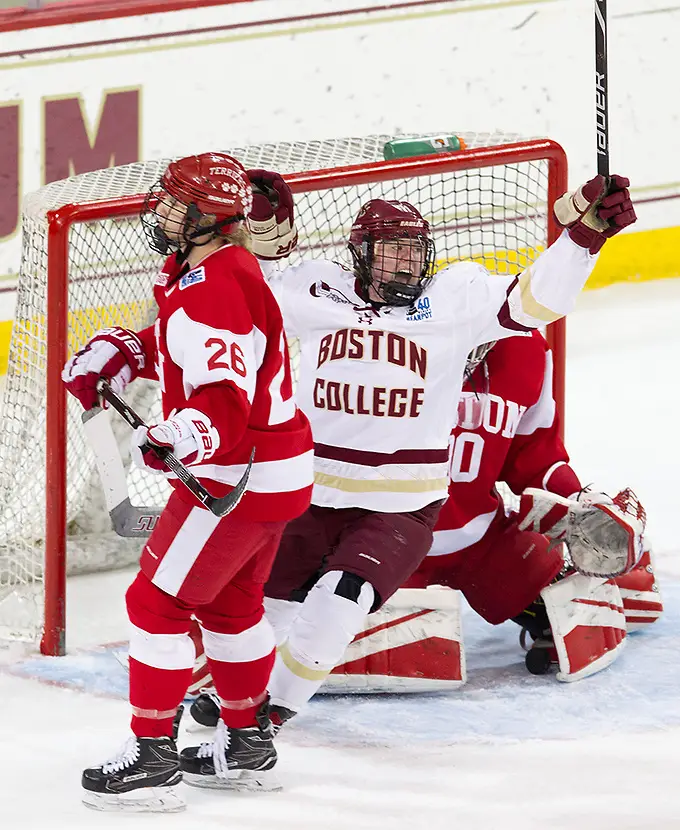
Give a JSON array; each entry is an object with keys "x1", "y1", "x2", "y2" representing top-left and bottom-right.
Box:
[
  {"x1": 246, "y1": 169, "x2": 298, "y2": 260},
  {"x1": 130, "y1": 409, "x2": 220, "y2": 475},
  {"x1": 517, "y1": 487, "x2": 646, "y2": 578}
]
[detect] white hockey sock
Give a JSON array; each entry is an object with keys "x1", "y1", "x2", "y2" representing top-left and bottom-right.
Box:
[{"x1": 268, "y1": 571, "x2": 374, "y2": 713}]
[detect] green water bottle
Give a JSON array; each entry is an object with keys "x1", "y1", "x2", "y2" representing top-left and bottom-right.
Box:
[{"x1": 383, "y1": 134, "x2": 467, "y2": 161}]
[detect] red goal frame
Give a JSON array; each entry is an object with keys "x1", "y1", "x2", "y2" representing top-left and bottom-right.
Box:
[{"x1": 42, "y1": 139, "x2": 568, "y2": 654}]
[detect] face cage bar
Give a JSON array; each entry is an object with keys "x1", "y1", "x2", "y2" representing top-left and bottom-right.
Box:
[{"x1": 42, "y1": 140, "x2": 567, "y2": 655}]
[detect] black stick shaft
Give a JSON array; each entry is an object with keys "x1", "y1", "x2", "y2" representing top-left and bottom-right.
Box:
[
  {"x1": 595, "y1": 0, "x2": 609, "y2": 178},
  {"x1": 97, "y1": 380, "x2": 253, "y2": 518}
]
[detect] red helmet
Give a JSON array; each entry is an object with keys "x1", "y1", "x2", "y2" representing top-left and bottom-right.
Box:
[
  {"x1": 141, "y1": 153, "x2": 252, "y2": 258},
  {"x1": 348, "y1": 199, "x2": 435, "y2": 307},
  {"x1": 161, "y1": 152, "x2": 253, "y2": 221}
]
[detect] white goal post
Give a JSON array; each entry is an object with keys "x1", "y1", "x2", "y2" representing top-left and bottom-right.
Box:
[{"x1": 0, "y1": 132, "x2": 567, "y2": 654}]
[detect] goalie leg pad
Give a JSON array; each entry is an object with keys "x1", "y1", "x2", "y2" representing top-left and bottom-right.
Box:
[
  {"x1": 324, "y1": 586, "x2": 465, "y2": 693},
  {"x1": 541, "y1": 572, "x2": 627, "y2": 682},
  {"x1": 187, "y1": 617, "x2": 212, "y2": 696},
  {"x1": 613, "y1": 546, "x2": 663, "y2": 630}
]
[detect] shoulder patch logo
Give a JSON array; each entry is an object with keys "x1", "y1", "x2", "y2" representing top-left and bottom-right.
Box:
[
  {"x1": 154, "y1": 271, "x2": 169, "y2": 287},
  {"x1": 179, "y1": 266, "x2": 206, "y2": 290},
  {"x1": 406, "y1": 296, "x2": 433, "y2": 321}
]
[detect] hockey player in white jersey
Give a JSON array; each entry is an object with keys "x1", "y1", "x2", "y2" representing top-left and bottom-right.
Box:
[{"x1": 227, "y1": 169, "x2": 637, "y2": 730}]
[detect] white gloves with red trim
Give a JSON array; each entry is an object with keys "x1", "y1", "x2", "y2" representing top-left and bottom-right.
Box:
[
  {"x1": 131, "y1": 410, "x2": 220, "y2": 475},
  {"x1": 517, "y1": 487, "x2": 646, "y2": 578},
  {"x1": 62, "y1": 327, "x2": 145, "y2": 410}
]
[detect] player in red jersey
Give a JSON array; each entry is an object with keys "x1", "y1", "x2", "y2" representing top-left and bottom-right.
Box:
[
  {"x1": 62, "y1": 153, "x2": 313, "y2": 810},
  {"x1": 404, "y1": 331, "x2": 659, "y2": 680}
]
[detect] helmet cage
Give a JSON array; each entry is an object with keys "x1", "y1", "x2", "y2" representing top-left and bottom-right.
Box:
[
  {"x1": 349, "y1": 231, "x2": 435, "y2": 307},
  {"x1": 141, "y1": 179, "x2": 243, "y2": 258}
]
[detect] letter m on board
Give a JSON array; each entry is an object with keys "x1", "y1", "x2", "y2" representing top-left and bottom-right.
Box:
[{"x1": 44, "y1": 88, "x2": 140, "y2": 183}]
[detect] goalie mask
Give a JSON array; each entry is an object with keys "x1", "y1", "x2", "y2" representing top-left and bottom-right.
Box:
[
  {"x1": 348, "y1": 199, "x2": 435, "y2": 307},
  {"x1": 141, "y1": 152, "x2": 253, "y2": 262}
]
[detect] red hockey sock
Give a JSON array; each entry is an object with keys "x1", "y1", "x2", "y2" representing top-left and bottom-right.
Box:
[
  {"x1": 208, "y1": 649, "x2": 275, "y2": 728},
  {"x1": 129, "y1": 657, "x2": 192, "y2": 738}
]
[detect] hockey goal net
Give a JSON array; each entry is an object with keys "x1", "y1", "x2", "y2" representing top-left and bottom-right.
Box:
[{"x1": 0, "y1": 133, "x2": 567, "y2": 654}]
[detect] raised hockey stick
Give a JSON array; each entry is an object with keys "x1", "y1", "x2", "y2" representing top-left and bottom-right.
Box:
[
  {"x1": 97, "y1": 380, "x2": 255, "y2": 519},
  {"x1": 82, "y1": 404, "x2": 162, "y2": 537},
  {"x1": 594, "y1": 0, "x2": 609, "y2": 178}
]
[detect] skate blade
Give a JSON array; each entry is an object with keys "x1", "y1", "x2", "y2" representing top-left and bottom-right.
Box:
[
  {"x1": 183, "y1": 769, "x2": 282, "y2": 792},
  {"x1": 82, "y1": 785, "x2": 186, "y2": 812}
]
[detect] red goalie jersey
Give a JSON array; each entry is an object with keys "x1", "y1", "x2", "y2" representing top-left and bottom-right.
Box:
[
  {"x1": 408, "y1": 331, "x2": 662, "y2": 629},
  {"x1": 431, "y1": 330, "x2": 580, "y2": 558}
]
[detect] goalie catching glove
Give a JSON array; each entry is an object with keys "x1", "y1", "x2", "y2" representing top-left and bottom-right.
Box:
[
  {"x1": 62, "y1": 326, "x2": 146, "y2": 410},
  {"x1": 517, "y1": 487, "x2": 646, "y2": 578},
  {"x1": 246, "y1": 169, "x2": 298, "y2": 260},
  {"x1": 554, "y1": 174, "x2": 636, "y2": 254},
  {"x1": 131, "y1": 410, "x2": 220, "y2": 475}
]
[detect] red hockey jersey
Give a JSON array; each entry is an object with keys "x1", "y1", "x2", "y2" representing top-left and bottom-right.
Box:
[
  {"x1": 135, "y1": 244, "x2": 314, "y2": 522},
  {"x1": 430, "y1": 331, "x2": 582, "y2": 556}
]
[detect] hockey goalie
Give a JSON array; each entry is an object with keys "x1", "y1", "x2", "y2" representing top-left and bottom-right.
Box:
[{"x1": 336, "y1": 332, "x2": 659, "y2": 688}]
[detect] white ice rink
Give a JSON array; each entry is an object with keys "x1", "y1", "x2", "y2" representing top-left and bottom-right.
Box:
[{"x1": 2, "y1": 276, "x2": 679, "y2": 829}]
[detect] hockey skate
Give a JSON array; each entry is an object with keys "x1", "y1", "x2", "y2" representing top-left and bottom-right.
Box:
[
  {"x1": 180, "y1": 705, "x2": 282, "y2": 791},
  {"x1": 81, "y1": 736, "x2": 184, "y2": 813}
]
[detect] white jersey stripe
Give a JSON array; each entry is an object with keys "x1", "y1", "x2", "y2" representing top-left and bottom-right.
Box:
[
  {"x1": 151, "y1": 506, "x2": 221, "y2": 597},
  {"x1": 429, "y1": 509, "x2": 497, "y2": 556},
  {"x1": 179, "y1": 450, "x2": 314, "y2": 493}
]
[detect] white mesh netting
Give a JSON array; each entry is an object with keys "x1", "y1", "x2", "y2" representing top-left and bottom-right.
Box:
[{"x1": 0, "y1": 131, "x2": 555, "y2": 644}]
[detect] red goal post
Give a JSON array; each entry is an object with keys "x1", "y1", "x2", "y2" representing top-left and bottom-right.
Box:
[{"x1": 0, "y1": 135, "x2": 567, "y2": 655}]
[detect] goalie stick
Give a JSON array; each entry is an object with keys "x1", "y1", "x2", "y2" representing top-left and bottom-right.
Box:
[{"x1": 93, "y1": 380, "x2": 255, "y2": 521}]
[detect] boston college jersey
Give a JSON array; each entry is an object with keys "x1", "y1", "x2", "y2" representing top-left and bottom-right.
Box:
[
  {"x1": 429, "y1": 331, "x2": 582, "y2": 557},
  {"x1": 268, "y1": 230, "x2": 596, "y2": 512},
  {"x1": 135, "y1": 244, "x2": 314, "y2": 522}
]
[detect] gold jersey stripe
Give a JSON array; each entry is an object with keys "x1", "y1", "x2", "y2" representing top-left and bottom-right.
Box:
[
  {"x1": 516, "y1": 268, "x2": 563, "y2": 324},
  {"x1": 314, "y1": 472, "x2": 448, "y2": 494},
  {"x1": 278, "y1": 642, "x2": 331, "y2": 682}
]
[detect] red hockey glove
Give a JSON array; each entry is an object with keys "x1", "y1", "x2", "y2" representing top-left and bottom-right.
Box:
[
  {"x1": 61, "y1": 327, "x2": 145, "y2": 410},
  {"x1": 246, "y1": 168, "x2": 298, "y2": 260},
  {"x1": 554, "y1": 174, "x2": 636, "y2": 254},
  {"x1": 130, "y1": 410, "x2": 220, "y2": 475}
]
